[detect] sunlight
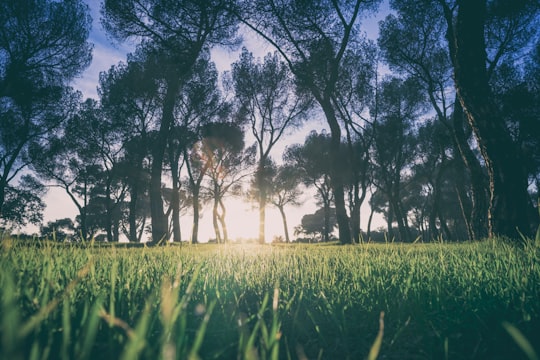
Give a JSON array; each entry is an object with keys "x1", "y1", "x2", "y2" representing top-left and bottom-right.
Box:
[
  {"x1": 191, "y1": 198, "x2": 306, "y2": 243},
  {"x1": 180, "y1": 196, "x2": 385, "y2": 244}
]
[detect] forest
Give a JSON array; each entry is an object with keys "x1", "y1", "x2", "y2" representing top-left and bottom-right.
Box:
[{"x1": 1, "y1": 0, "x2": 539, "y2": 244}]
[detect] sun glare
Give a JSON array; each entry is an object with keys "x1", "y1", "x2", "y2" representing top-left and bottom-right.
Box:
[{"x1": 183, "y1": 198, "x2": 309, "y2": 244}]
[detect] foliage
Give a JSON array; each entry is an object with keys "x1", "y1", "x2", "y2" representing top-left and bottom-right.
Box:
[
  {"x1": 40, "y1": 218, "x2": 75, "y2": 242},
  {"x1": 232, "y1": 49, "x2": 311, "y2": 244},
  {"x1": 0, "y1": 0, "x2": 92, "y2": 225},
  {"x1": 297, "y1": 207, "x2": 337, "y2": 241},
  {"x1": 1, "y1": 240, "x2": 538, "y2": 359},
  {"x1": 0, "y1": 175, "x2": 45, "y2": 229}
]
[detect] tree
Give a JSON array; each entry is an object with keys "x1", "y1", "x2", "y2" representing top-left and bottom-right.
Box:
[
  {"x1": 284, "y1": 131, "x2": 335, "y2": 242},
  {"x1": 378, "y1": 5, "x2": 489, "y2": 239},
  {"x1": 201, "y1": 122, "x2": 255, "y2": 243},
  {"x1": 40, "y1": 218, "x2": 75, "y2": 242},
  {"x1": 170, "y1": 55, "x2": 231, "y2": 244},
  {"x1": 269, "y1": 165, "x2": 304, "y2": 243},
  {"x1": 235, "y1": 0, "x2": 382, "y2": 244},
  {"x1": 0, "y1": 0, "x2": 92, "y2": 222},
  {"x1": 370, "y1": 77, "x2": 424, "y2": 242},
  {"x1": 438, "y1": 0, "x2": 539, "y2": 238},
  {"x1": 333, "y1": 45, "x2": 377, "y2": 243},
  {"x1": 411, "y1": 119, "x2": 471, "y2": 240},
  {"x1": 490, "y1": 46, "x2": 540, "y2": 231},
  {"x1": 232, "y1": 49, "x2": 311, "y2": 243},
  {"x1": 298, "y1": 208, "x2": 337, "y2": 242},
  {"x1": 0, "y1": 175, "x2": 45, "y2": 230},
  {"x1": 102, "y1": 0, "x2": 238, "y2": 243},
  {"x1": 98, "y1": 57, "x2": 159, "y2": 242},
  {"x1": 33, "y1": 99, "x2": 125, "y2": 241}
]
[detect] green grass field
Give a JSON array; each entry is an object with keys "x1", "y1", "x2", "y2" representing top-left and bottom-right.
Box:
[{"x1": 1, "y1": 238, "x2": 539, "y2": 359}]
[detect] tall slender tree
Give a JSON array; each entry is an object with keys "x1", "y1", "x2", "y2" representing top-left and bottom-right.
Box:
[
  {"x1": 170, "y1": 55, "x2": 230, "y2": 244},
  {"x1": 269, "y1": 165, "x2": 304, "y2": 243},
  {"x1": 232, "y1": 49, "x2": 311, "y2": 243},
  {"x1": 200, "y1": 122, "x2": 254, "y2": 243}
]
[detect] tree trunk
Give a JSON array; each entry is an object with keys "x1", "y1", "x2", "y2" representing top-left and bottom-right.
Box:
[
  {"x1": 137, "y1": 216, "x2": 146, "y2": 243},
  {"x1": 258, "y1": 195, "x2": 266, "y2": 244},
  {"x1": 128, "y1": 183, "x2": 139, "y2": 242},
  {"x1": 80, "y1": 181, "x2": 88, "y2": 241},
  {"x1": 171, "y1": 185, "x2": 182, "y2": 243},
  {"x1": 455, "y1": 183, "x2": 474, "y2": 241},
  {"x1": 451, "y1": 97, "x2": 489, "y2": 239},
  {"x1": 278, "y1": 205, "x2": 290, "y2": 243},
  {"x1": 218, "y1": 199, "x2": 228, "y2": 243},
  {"x1": 191, "y1": 188, "x2": 200, "y2": 244},
  {"x1": 105, "y1": 182, "x2": 114, "y2": 242},
  {"x1": 446, "y1": 0, "x2": 534, "y2": 238},
  {"x1": 0, "y1": 179, "x2": 5, "y2": 219},
  {"x1": 212, "y1": 197, "x2": 222, "y2": 243},
  {"x1": 149, "y1": 77, "x2": 180, "y2": 244},
  {"x1": 257, "y1": 162, "x2": 267, "y2": 244},
  {"x1": 349, "y1": 186, "x2": 361, "y2": 244},
  {"x1": 392, "y1": 197, "x2": 411, "y2": 242},
  {"x1": 367, "y1": 206, "x2": 374, "y2": 241},
  {"x1": 319, "y1": 99, "x2": 351, "y2": 244},
  {"x1": 386, "y1": 200, "x2": 395, "y2": 241}
]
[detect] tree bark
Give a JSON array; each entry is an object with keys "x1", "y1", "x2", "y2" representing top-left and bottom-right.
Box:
[
  {"x1": 257, "y1": 162, "x2": 267, "y2": 244},
  {"x1": 212, "y1": 197, "x2": 222, "y2": 243},
  {"x1": 278, "y1": 205, "x2": 290, "y2": 243},
  {"x1": 451, "y1": 97, "x2": 489, "y2": 239},
  {"x1": 258, "y1": 191, "x2": 267, "y2": 244},
  {"x1": 445, "y1": 0, "x2": 534, "y2": 238},
  {"x1": 319, "y1": 99, "x2": 351, "y2": 244},
  {"x1": 128, "y1": 183, "x2": 139, "y2": 242},
  {"x1": 171, "y1": 185, "x2": 182, "y2": 243},
  {"x1": 323, "y1": 199, "x2": 331, "y2": 242},
  {"x1": 149, "y1": 77, "x2": 180, "y2": 244},
  {"x1": 218, "y1": 199, "x2": 228, "y2": 243},
  {"x1": 191, "y1": 188, "x2": 201, "y2": 244}
]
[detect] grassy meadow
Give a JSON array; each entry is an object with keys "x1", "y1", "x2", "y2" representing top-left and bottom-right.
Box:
[{"x1": 0, "y1": 238, "x2": 539, "y2": 359}]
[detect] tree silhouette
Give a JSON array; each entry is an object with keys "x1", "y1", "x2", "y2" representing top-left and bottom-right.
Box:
[
  {"x1": 378, "y1": 3, "x2": 490, "y2": 240},
  {"x1": 99, "y1": 56, "x2": 159, "y2": 242},
  {"x1": 0, "y1": 0, "x2": 92, "y2": 224},
  {"x1": 370, "y1": 77, "x2": 424, "y2": 242},
  {"x1": 232, "y1": 49, "x2": 311, "y2": 243},
  {"x1": 284, "y1": 131, "x2": 334, "y2": 242},
  {"x1": 438, "y1": 0, "x2": 539, "y2": 238},
  {"x1": 234, "y1": 0, "x2": 382, "y2": 244},
  {"x1": 201, "y1": 122, "x2": 255, "y2": 243},
  {"x1": 102, "y1": 0, "x2": 238, "y2": 243},
  {"x1": 33, "y1": 99, "x2": 125, "y2": 241},
  {"x1": 298, "y1": 208, "x2": 337, "y2": 242},
  {"x1": 269, "y1": 165, "x2": 304, "y2": 243}
]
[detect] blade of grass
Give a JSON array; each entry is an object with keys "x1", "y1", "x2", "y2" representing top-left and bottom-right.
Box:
[
  {"x1": 188, "y1": 300, "x2": 217, "y2": 360},
  {"x1": 367, "y1": 312, "x2": 385, "y2": 360},
  {"x1": 502, "y1": 322, "x2": 538, "y2": 360}
]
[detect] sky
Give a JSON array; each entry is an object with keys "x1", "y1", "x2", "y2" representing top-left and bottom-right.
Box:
[{"x1": 29, "y1": 1, "x2": 389, "y2": 242}]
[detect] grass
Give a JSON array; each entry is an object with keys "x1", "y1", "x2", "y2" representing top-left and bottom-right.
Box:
[{"x1": 0, "y1": 238, "x2": 539, "y2": 359}]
